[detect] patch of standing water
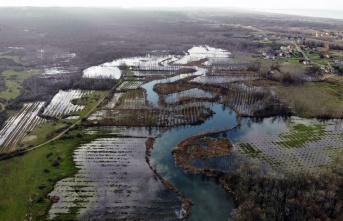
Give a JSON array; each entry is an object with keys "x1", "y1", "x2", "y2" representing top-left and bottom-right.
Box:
[
  {"x1": 174, "y1": 45, "x2": 231, "y2": 65},
  {"x1": 82, "y1": 55, "x2": 178, "y2": 79},
  {"x1": 221, "y1": 117, "x2": 343, "y2": 172},
  {"x1": 43, "y1": 67, "x2": 68, "y2": 75},
  {"x1": 141, "y1": 67, "x2": 207, "y2": 106},
  {"x1": 48, "y1": 133, "x2": 181, "y2": 220},
  {"x1": 83, "y1": 65, "x2": 122, "y2": 79},
  {"x1": 165, "y1": 88, "x2": 214, "y2": 104},
  {"x1": 65, "y1": 116, "x2": 80, "y2": 120}
]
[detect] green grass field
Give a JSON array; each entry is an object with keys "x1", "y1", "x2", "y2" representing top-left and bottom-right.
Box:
[
  {"x1": 0, "y1": 129, "x2": 99, "y2": 221},
  {"x1": 19, "y1": 121, "x2": 69, "y2": 148},
  {"x1": 0, "y1": 70, "x2": 41, "y2": 102},
  {"x1": 0, "y1": 55, "x2": 21, "y2": 63},
  {"x1": 71, "y1": 90, "x2": 108, "y2": 118},
  {"x1": 273, "y1": 82, "x2": 343, "y2": 118},
  {"x1": 0, "y1": 86, "x2": 111, "y2": 220},
  {"x1": 286, "y1": 59, "x2": 301, "y2": 63},
  {"x1": 274, "y1": 123, "x2": 325, "y2": 148},
  {"x1": 19, "y1": 90, "x2": 109, "y2": 149}
]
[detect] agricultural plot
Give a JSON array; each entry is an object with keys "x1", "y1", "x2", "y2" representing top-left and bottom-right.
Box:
[
  {"x1": 43, "y1": 65, "x2": 79, "y2": 76},
  {"x1": 230, "y1": 117, "x2": 343, "y2": 172},
  {"x1": 133, "y1": 70, "x2": 175, "y2": 77},
  {"x1": 190, "y1": 74, "x2": 260, "y2": 85},
  {"x1": 165, "y1": 88, "x2": 214, "y2": 104},
  {"x1": 83, "y1": 55, "x2": 182, "y2": 79},
  {"x1": 91, "y1": 99, "x2": 213, "y2": 127},
  {"x1": 48, "y1": 136, "x2": 181, "y2": 220},
  {"x1": 156, "y1": 102, "x2": 213, "y2": 127},
  {"x1": 43, "y1": 90, "x2": 93, "y2": 117},
  {"x1": 273, "y1": 82, "x2": 343, "y2": 118},
  {"x1": 221, "y1": 83, "x2": 282, "y2": 116},
  {"x1": 131, "y1": 65, "x2": 183, "y2": 71},
  {"x1": 83, "y1": 126, "x2": 162, "y2": 137},
  {"x1": 159, "y1": 55, "x2": 181, "y2": 66},
  {"x1": 112, "y1": 55, "x2": 171, "y2": 67},
  {"x1": 174, "y1": 45, "x2": 231, "y2": 65},
  {"x1": 115, "y1": 89, "x2": 147, "y2": 110},
  {"x1": 103, "y1": 93, "x2": 123, "y2": 109},
  {"x1": 116, "y1": 81, "x2": 143, "y2": 91},
  {"x1": 0, "y1": 102, "x2": 45, "y2": 152},
  {"x1": 87, "y1": 110, "x2": 109, "y2": 121}
]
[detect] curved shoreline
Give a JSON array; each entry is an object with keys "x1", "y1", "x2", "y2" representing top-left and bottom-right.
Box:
[
  {"x1": 145, "y1": 100, "x2": 241, "y2": 220},
  {"x1": 145, "y1": 138, "x2": 192, "y2": 220}
]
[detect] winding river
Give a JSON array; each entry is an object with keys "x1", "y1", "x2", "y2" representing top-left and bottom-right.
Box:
[
  {"x1": 142, "y1": 73, "x2": 238, "y2": 220},
  {"x1": 50, "y1": 46, "x2": 343, "y2": 220}
]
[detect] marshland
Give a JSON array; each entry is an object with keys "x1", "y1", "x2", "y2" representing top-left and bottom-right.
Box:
[{"x1": 0, "y1": 6, "x2": 343, "y2": 221}]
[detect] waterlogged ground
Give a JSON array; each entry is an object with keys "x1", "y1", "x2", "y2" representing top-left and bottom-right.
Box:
[
  {"x1": 0, "y1": 102, "x2": 46, "y2": 152},
  {"x1": 165, "y1": 88, "x2": 214, "y2": 104},
  {"x1": 234, "y1": 117, "x2": 343, "y2": 172},
  {"x1": 45, "y1": 45, "x2": 343, "y2": 221},
  {"x1": 48, "y1": 128, "x2": 182, "y2": 220},
  {"x1": 192, "y1": 117, "x2": 343, "y2": 173},
  {"x1": 43, "y1": 90, "x2": 93, "y2": 117}
]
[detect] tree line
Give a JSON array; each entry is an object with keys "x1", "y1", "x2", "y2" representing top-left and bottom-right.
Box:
[{"x1": 225, "y1": 156, "x2": 343, "y2": 221}]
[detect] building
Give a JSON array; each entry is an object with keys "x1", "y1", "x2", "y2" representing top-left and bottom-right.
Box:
[
  {"x1": 303, "y1": 60, "x2": 311, "y2": 65},
  {"x1": 266, "y1": 54, "x2": 276, "y2": 60}
]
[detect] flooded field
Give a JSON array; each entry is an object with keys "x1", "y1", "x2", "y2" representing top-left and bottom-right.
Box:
[
  {"x1": 43, "y1": 90, "x2": 93, "y2": 117},
  {"x1": 0, "y1": 102, "x2": 45, "y2": 152},
  {"x1": 45, "y1": 45, "x2": 343, "y2": 220},
  {"x1": 165, "y1": 88, "x2": 215, "y2": 104},
  {"x1": 48, "y1": 132, "x2": 182, "y2": 220},
  {"x1": 230, "y1": 117, "x2": 343, "y2": 172},
  {"x1": 174, "y1": 46, "x2": 231, "y2": 65}
]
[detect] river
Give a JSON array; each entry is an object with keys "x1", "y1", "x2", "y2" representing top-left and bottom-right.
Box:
[{"x1": 142, "y1": 72, "x2": 238, "y2": 220}]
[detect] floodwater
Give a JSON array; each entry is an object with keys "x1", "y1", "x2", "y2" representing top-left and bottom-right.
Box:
[
  {"x1": 165, "y1": 88, "x2": 214, "y2": 103},
  {"x1": 48, "y1": 45, "x2": 343, "y2": 220},
  {"x1": 48, "y1": 134, "x2": 182, "y2": 220},
  {"x1": 141, "y1": 67, "x2": 206, "y2": 107},
  {"x1": 150, "y1": 103, "x2": 237, "y2": 220},
  {"x1": 208, "y1": 117, "x2": 343, "y2": 173},
  {"x1": 142, "y1": 72, "x2": 238, "y2": 220}
]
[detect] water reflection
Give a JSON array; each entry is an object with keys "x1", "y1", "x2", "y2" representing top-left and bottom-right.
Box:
[
  {"x1": 150, "y1": 103, "x2": 237, "y2": 221},
  {"x1": 49, "y1": 131, "x2": 181, "y2": 220}
]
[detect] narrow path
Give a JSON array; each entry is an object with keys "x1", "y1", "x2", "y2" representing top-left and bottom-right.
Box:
[
  {"x1": 293, "y1": 41, "x2": 309, "y2": 60},
  {"x1": 26, "y1": 90, "x2": 111, "y2": 152}
]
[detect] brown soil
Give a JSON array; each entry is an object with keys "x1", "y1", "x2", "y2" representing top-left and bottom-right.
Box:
[
  {"x1": 173, "y1": 136, "x2": 232, "y2": 176},
  {"x1": 97, "y1": 106, "x2": 214, "y2": 127},
  {"x1": 154, "y1": 82, "x2": 222, "y2": 96},
  {"x1": 244, "y1": 79, "x2": 280, "y2": 87}
]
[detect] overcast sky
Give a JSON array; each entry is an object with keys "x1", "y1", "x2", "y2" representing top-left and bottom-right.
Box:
[{"x1": 0, "y1": 0, "x2": 342, "y2": 10}]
